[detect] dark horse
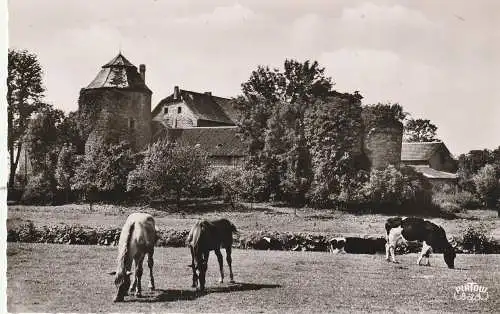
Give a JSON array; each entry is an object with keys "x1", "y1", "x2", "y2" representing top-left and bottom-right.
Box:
[
  {"x1": 187, "y1": 218, "x2": 238, "y2": 291},
  {"x1": 385, "y1": 217, "x2": 456, "y2": 269}
]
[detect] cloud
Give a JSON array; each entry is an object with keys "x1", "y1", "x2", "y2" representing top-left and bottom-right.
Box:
[
  {"x1": 319, "y1": 48, "x2": 442, "y2": 105},
  {"x1": 340, "y1": 2, "x2": 433, "y2": 28},
  {"x1": 175, "y1": 3, "x2": 257, "y2": 25}
]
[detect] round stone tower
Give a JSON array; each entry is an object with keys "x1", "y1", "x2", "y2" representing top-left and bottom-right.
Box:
[
  {"x1": 361, "y1": 107, "x2": 403, "y2": 170},
  {"x1": 363, "y1": 125, "x2": 403, "y2": 169},
  {"x1": 78, "y1": 53, "x2": 152, "y2": 153}
]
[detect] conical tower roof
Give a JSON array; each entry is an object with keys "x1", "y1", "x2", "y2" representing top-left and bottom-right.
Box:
[{"x1": 84, "y1": 53, "x2": 151, "y2": 92}]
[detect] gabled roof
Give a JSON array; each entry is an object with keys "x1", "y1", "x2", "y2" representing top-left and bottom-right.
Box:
[
  {"x1": 401, "y1": 142, "x2": 446, "y2": 161},
  {"x1": 410, "y1": 165, "x2": 458, "y2": 180},
  {"x1": 84, "y1": 53, "x2": 151, "y2": 92},
  {"x1": 153, "y1": 89, "x2": 235, "y2": 125},
  {"x1": 156, "y1": 126, "x2": 247, "y2": 157}
]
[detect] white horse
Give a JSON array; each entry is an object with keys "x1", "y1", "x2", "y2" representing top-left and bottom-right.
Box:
[{"x1": 108, "y1": 212, "x2": 157, "y2": 302}]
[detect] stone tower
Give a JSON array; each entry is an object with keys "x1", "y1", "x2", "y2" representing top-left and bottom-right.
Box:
[
  {"x1": 363, "y1": 122, "x2": 403, "y2": 169},
  {"x1": 78, "y1": 53, "x2": 152, "y2": 153}
]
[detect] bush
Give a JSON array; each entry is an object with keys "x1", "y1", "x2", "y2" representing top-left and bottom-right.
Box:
[
  {"x1": 460, "y1": 224, "x2": 494, "y2": 253},
  {"x1": 211, "y1": 167, "x2": 245, "y2": 210},
  {"x1": 433, "y1": 190, "x2": 482, "y2": 213},
  {"x1": 472, "y1": 164, "x2": 500, "y2": 209},
  {"x1": 21, "y1": 171, "x2": 57, "y2": 205},
  {"x1": 127, "y1": 142, "x2": 210, "y2": 207},
  {"x1": 360, "y1": 165, "x2": 435, "y2": 214}
]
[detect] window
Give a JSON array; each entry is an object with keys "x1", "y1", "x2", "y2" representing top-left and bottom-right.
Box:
[
  {"x1": 164, "y1": 107, "x2": 168, "y2": 114},
  {"x1": 128, "y1": 118, "x2": 135, "y2": 130},
  {"x1": 177, "y1": 106, "x2": 182, "y2": 114}
]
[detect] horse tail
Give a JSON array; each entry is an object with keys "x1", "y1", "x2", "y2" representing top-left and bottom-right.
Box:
[
  {"x1": 229, "y1": 221, "x2": 239, "y2": 235},
  {"x1": 117, "y1": 220, "x2": 135, "y2": 272}
]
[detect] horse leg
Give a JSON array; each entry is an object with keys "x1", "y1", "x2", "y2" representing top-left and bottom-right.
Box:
[
  {"x1": 190, "y1": 246, "x2": 197, "y2": 288},
  {"x1": 134, "y1": 256, "x2": 145, "y2": 297},
  {"x1": 226, "y1": 246, "x2": 234, "y2": 283},
  {"x1": 147, "y1": 249, "x2": 155, "y2": 291},
  {"x1": 129, "y1": 259, "x2": 137, "y2": 295},
  {"x1": 215, "y1": 249, "x2": 224, "y2": 283},
  {"x1": 199, "y1": 252, "x2": 209, "y2": 292}
]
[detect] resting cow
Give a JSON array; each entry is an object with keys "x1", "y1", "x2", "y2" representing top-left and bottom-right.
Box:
[
  {"x1": 108, "y1": 212, "x2": 157, "y2": 302},
  {"x1": 385, "y1": 217, "x2": 456, "y2": 269},
  {"x1": 187, "y1": 218, "x2": 238, "y2": 291}
]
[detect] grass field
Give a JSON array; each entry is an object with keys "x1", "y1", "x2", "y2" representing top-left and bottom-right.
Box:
[
  {"x1": 7, "y1": 204, "x2": 500, "y2": 239},
  {"x1": 7, "y1": 243, "x2": 499, "y2": 313}
]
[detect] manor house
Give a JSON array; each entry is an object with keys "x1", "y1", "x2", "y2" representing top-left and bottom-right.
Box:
[{"x1": 76, "y1": 53, "x2": 457, "y2": 184}]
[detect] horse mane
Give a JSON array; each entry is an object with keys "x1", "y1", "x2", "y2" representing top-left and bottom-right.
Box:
[{"x1": 116, "y1": 220, "x2": 135, "y2": 273}]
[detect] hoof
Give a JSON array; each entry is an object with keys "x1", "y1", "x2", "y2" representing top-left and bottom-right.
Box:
[
  {"x1": 229, "y1": 279, "x2": 235, "y2": 284},
  {"x1": 135, "y1": 292, "x2": 142, "y2": 298},
  {"x1": 113, "y1": 297, "x2": 124, "y2": 303},
  {"x1": 218, "y1": 278, "x2": 224, "y2": 284}
]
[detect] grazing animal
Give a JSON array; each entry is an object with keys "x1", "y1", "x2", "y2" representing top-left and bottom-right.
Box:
[
  {"x1": 329, "y1": 237, "x2": 347, "y2": 254},
  {"x1": 187, "y1": 218, "x2": 238, "y2": 291},
  {"x1": 385, "y1": 217, "x2": 456, "y2": 269},
  {"x1": 108, "y1": 213, "x2": 157, "y2": 302}
]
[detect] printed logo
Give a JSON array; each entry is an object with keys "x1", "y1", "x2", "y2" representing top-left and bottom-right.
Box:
[{"x1": 453, "y1": 282, "x2": 489, "y2": 302}]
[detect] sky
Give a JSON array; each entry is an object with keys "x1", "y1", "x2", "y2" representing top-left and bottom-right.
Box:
[{"x1": 7, "y1": 0, "x2": 500, "y2": 155}]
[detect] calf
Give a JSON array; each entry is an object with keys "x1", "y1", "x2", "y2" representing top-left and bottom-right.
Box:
[
  {"x1": 385, "y1": 217, "x2": 456, "y2": 269},
  {"x1": 328, "y1": 237, "x2": 346, "y2": 254}
]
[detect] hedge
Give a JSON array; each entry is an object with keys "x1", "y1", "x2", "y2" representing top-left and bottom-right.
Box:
[{"x1": 7, "y1": 221, "x2": 500, "y2": 254}]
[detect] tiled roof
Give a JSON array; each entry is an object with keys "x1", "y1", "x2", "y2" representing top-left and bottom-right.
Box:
[
  {"x1": 153, "y1": 89, "x2": 235, "y2": 125},
  {"x1": 401, "y1": 142, "x2": 444, "y2": 161},
  {"x1": 85, "y1": 53, "x2": 151, "y2": 92},
  {"x1": 158, "y1": 126, "x2": 247, "y2": 157},
  {"x1": 410, "y1": 165, "x2": 458, "y2": 179}
]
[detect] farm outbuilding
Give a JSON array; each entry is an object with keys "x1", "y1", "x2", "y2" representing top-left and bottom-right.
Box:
[{"x1": 401, "y1": 142, "x2": 458, "y2": 188}]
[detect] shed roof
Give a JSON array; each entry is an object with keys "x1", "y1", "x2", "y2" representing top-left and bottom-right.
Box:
[
  {"x1": 84, "y1": 53, "x2": 151, "y2": 92},
  {"x1": 153, "y1": 89, "x2": 235, "y2": 125},
  {"x1": 401, "y1": 142, "x2": 445, "y2": 161},
  {"x1": 156, "y1": 126, "x2": 247, "y2": 157},
  {"x1": 410, "y1": 165, "x2": 458, "y2": 180}
]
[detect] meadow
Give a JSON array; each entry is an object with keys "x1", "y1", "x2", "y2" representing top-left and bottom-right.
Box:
[
  {"x1": 6, "y1": 204, "x2": 500, "y2": 312},
  {"x1": 7, "y1": 243, "x2": 499, "y2": 313}
]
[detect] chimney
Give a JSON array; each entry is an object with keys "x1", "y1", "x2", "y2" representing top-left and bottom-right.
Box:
[
  {"x1": 174, "y1": 86, "x2": 180, "y2": 100},
  {"x1": 205, "y1": 91, "x2": 212, "y2": 96},
  {"x1": 139, "y1": 64, "x2": 146, "y2": 82}
]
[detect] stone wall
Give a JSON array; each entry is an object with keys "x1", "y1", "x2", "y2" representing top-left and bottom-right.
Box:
[
  {"x1": 79, "y1": 88, "x2": 151, "y2": 153},
  {"x1": 363, "y1": 125, "x2": 403, "y2": 169}
]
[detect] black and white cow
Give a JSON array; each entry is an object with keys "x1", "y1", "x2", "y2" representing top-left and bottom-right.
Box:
[{"x1": 385, "y1": 217, "x2": 456, "y2": 269}]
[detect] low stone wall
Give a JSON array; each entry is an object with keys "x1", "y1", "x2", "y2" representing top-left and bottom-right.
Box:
[{"x1": 7, "y1": 222, "x2": 500, "y2": 254}]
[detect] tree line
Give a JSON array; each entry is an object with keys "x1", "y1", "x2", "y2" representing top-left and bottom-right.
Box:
[{"x1": 7, "y1": 48, "x2": 500, "y2": 214}]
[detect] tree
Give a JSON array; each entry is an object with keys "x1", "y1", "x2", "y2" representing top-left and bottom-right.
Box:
[
  {"x1": 236, "y1": 59, "x2": 336, "y2": 204},
  {"x1": 23, "y1": 104, "x2": 65, "y2": 174},
  {"x1": 472, "y1": 164, "x2": 500, "y2": 209},
  {"x1": 72, "y1": 141, "x2": 136, "y2": 208},
  {"x1": 404, "y1": 118, "x2": 439, "y2": 142},
  {"x1": 237, "y1": 59, "x2": 334, "y2": 153},
  {"x1": 7, "y1": 49, "x2": 46, "y2": 188},
  {"x1": 55, "y1": 144, "x2": 78, "y2": 202},
  {"x1": 304, "y1": 96, "x2": 364, "y2": 206},
  {"x1": 127, "y1": 142, "x2": 210, "y2": 208}
]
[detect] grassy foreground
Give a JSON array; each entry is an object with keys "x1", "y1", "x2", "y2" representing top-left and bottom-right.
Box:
[{"x1": 7, "y1": 243, "x2": 499, "y2": 313}]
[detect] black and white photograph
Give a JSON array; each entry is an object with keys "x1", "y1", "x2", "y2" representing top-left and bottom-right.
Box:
[{"x1": 2, "y1": 0, "x2": 500, "y2": 312}]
